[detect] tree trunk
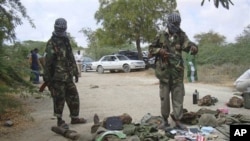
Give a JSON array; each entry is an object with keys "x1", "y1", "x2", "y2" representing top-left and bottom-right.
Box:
[{"x1": 136, "y1": 38, "x2": 143, "y2": 60}]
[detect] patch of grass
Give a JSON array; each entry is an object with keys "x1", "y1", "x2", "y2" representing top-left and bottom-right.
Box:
[
  {"x1": 0, "y1": 94, "x2": 23, "y2": 116},
  {"x1": 0, "y1": 94, "x2": 35, "y2": 136},
  {"x1": 195, "y1": 64, "x2": 249, "y2": 86}
]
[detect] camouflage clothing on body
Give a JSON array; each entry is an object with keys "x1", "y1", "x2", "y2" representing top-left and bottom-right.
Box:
[
  {"x1": 198, "y1": 95, "x2": 218, "y2": 106},
  {"x1": 43, "y1": 34, "x2": 80, "y2": 118},
  {"x1": 148, "y1": 29, "x2": 197, "y2": 122},
  {"x1": 93, "y1": 124, "x2": 169, "y2": 141},
  {"x1": 227, "y1": 96, "x2": 244, "y2": 108}
]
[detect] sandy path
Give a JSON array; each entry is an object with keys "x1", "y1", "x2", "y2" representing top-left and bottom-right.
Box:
[{"x1": 1, "y1": 70, "x2": 248, "y2": 141}]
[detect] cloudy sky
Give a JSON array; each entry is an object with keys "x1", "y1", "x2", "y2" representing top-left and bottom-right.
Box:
[{"x1": 15, "y1": 0, "x2": 250, "y2": 47}]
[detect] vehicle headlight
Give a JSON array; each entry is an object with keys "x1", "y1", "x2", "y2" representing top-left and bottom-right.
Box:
[{"x1": 131, "y1": 62, "x2": 136, "y2": 65}]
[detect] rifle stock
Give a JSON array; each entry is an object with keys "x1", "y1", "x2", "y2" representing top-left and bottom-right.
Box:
[{"x1": 39, "y1": 82, "x2": 48, "y2": 92}]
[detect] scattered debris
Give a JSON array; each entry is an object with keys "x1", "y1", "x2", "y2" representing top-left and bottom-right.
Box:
[
  {"x1": 4, "y1": 120, "x2": 13, "y2": 127},
  {"x1": 90, "y1": 85, "x2": 99, "y2": 89}
]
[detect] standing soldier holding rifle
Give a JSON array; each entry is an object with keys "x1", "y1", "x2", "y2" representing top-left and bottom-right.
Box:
[
  {"x1": 148, "y1": 12, "x2": 198, "y2": 130},
  {"x1": 43, "y1": 18, "x2": 87, "y2": 129}
]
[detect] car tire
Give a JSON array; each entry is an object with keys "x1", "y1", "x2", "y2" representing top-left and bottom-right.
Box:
[
  {"x1": 110, "y1": 70, "x2": 116, "y2": 73},
  {"x1": 83, "y1": 65, "x2": 87, "y2": 72},
  {"x1": 97, "y1": 66, "x2": 104, "y2": 74},
  {"x1": 123, "y1": 64, "x2": 130, "y2": 73}
]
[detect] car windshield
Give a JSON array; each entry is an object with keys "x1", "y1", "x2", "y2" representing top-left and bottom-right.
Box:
[
  {"x1": 117, "y1": 55, "x2": 129, "y2": 60},
  {"x1": 83, "y1": 57, "x2": 93, "y2": 62}
]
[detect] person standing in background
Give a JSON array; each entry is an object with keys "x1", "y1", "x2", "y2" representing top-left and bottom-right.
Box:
[
  {"x1": 31, "y1": 48, "x2": 40, "y2": 84},
  {"x1": 28, "y1": 49, "x2": 34, "y2": 81},
  {"x1": 186, "y1": 52, "x2": 198, "y2": 82},
  {"x1": 74, "y1": 50, "x2": 83, "y2": 77}
]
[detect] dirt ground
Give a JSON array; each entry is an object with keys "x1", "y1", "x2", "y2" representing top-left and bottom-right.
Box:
[{"x1": 1, "y1": 69, "x2": 249, "y2": 141}]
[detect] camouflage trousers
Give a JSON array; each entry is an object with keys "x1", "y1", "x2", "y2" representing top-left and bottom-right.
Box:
[
  {"x1": 49, "y1": 80, "x2": 80, "y2": 118},
  {"x1": 159, "y1": 80, "x2": 185, "y2": 122}
]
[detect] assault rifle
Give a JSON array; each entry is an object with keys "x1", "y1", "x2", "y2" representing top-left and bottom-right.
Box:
[{"x1": 149, "y1": 37, "x2": 176, "y2": 66}]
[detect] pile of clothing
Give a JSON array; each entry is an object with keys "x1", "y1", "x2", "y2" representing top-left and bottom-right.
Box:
[{"x1": 91, "y1": 113, "x2": 169, "y2": 141}]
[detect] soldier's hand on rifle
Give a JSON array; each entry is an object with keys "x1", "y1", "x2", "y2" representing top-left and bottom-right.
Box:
[
  {"x1": 190, "y1": 45, "x2": 198, "y2": 54},
  {"x1": 159, "y1": 48, "x2": 168, "y2": 60},
  {"x1": 75, "y1": 75, "x2": 78, "y2": 83}
]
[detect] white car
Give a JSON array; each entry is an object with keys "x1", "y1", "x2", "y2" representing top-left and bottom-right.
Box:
[{"x1": 91, "y1": 54, "x2": 146, "y2": 73}]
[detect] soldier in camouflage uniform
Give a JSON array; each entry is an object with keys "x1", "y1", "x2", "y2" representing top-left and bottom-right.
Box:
[
  {"x1": 148, "y1": 12, "x2": 198, "y2": 130},
  {"x1": 43, "y1": 18, "x2": 87, "y2": 129}
]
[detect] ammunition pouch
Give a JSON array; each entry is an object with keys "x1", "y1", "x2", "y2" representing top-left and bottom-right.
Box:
[{"x1": 154, "y1": 60, "x2": 169, "y2": 83}]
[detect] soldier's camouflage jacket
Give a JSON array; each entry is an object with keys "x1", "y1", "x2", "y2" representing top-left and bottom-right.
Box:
[
  {"x1": 43, "y1": 35, "x2": 78, "y2": 82},
  {"x1": 148, "y1": 29, "x2": 198, "y2": 83}
]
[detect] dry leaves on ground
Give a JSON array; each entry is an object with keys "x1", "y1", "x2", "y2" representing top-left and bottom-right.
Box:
[{"x1": 0, "y1": 96, "x2": 35, "y2": 136}]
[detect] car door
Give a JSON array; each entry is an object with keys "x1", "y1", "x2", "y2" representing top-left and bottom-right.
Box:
[
  {"x1": 100, "y1": 56, "x2": 112, "y2": 69},
  {"x1": 109, "y1": 56, "x2": 120, "y2": 69},
  {"x1": 116, "y1": 55, "x2": 130, "y2": 69}
]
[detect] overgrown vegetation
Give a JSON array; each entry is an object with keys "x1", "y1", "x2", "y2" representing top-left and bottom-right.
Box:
[
  {"x1": 0, "y1": 0, "x2": 36, "y2": 116},
  {"x1": 0, "y1": 94, "x2": 23, "y2": 115},
  {"x1": 0, "y1": 44, "x2": 38, "y2": 115},
  {"x1": 184, "y1": 25, "x2": 250, "y2": 84}
]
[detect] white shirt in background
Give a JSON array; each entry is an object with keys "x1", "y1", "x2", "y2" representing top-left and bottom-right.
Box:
[
  {"x1": 75, "y1": 53, "x2": 83, "y2": 64},
  {"x1": 234, "y1": 69, "x2": 250, "y2": 92}
]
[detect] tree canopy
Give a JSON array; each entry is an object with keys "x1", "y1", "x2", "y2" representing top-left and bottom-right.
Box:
[
  {"x1": 0, "y1": 0, "x2": 36, "y2": 94},
  {"x1": 94, "y1": 0, "x2": 177, "y2": 59},
  {"x1": 0, "y1": 0, "x2": 35, "y2": 44},
  {"x1": 236, "y1": 24, "x2": 250, "y2": 44},
  {"x1": 194, "y1": 30, "x2": 226, "y2": 46}
]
